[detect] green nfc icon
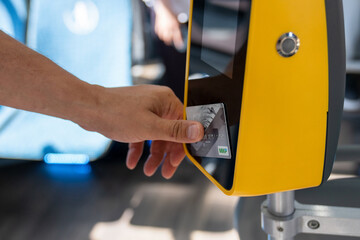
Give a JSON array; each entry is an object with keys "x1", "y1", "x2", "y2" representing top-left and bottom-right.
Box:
[{"x1": 218, "y1": 146, "x2": 229, "y2": 156}]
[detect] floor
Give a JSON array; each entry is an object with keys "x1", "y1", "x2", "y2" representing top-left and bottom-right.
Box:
[
  {"x1": 1, "y1": 112, "x2": 360, "y2": 240},
  {"x1": 0, "y1": 143, "x2": 239, "y2": 240}
]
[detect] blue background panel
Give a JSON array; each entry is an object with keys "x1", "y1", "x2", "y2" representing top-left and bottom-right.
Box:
[{"x1": 0, "y1": 0, "x2": 132, "y2": 161}]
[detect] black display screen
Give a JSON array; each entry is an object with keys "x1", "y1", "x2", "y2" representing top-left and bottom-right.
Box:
[{"x1": 186, "y1": 0, "x2": 251, "y2": 190}]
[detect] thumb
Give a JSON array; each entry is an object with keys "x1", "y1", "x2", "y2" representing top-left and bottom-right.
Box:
[{"x1": 154, "y1": 119, "x2": 204, "y2": 143}]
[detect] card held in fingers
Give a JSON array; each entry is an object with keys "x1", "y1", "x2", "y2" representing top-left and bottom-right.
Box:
[{"x1": 186, "y1": 103, "x2": 232, "y2": 159}]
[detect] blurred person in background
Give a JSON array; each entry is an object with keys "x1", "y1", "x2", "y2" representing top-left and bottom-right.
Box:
[
  {"x1": 148, "y1": 0, "x2": 190, "y2": 101},
  {"x1": 153, "y1": 0, "x2": 189, "y2": 50}
]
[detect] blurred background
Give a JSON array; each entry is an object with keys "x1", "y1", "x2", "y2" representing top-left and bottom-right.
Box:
[{"x1": 0, "y1": 0, "x2": 360, "y2": 239}]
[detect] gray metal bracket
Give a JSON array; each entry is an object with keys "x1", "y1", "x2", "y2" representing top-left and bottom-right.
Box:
[{"x1": 261, "y1": 191, "x2": 360, "y2": 240}]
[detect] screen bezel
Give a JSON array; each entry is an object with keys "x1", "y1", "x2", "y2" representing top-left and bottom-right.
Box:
[{"x1": 184, "y1": 0, "x2": 251, "y2": 191}]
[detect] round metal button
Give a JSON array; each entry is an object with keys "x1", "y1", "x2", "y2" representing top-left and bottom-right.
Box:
[{"x1": 276, "y1": 32, "x2": 300, "y2": 57}]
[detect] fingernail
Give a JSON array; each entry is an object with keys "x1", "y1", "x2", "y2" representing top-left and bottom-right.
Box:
[
  {"x1": 170, "y1": 159, "x2": 180, "y2": 167},
  {"x1": 163, "y1": 174, "x2": 172, "y2": 180},
  {"x1": 128, "y1": 164, "x2": 136, "y2": 170},
  {"x1": 145, "y1": 171, "x2": 155, "y2": 177},
  {"x1": 187, "y1": 124, "x2": 200, "y2": 140}
]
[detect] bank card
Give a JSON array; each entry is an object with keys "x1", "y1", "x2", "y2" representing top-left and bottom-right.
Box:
[{"x1": 186, "y1": 103, "x2": 231, "y2": 159}]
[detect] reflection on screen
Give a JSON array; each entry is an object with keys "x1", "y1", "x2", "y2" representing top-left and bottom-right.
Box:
[
  {"x1": 187, "y1": 0, "x2": 251, "y2": 190},
  {"x1": 201, "y1": 0, "x2": 240, "y2": 79}
]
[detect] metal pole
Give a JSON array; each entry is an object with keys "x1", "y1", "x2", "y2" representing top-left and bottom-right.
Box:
[{"x1": 267, "y1": 191, "x2": 295, "y2": 240}]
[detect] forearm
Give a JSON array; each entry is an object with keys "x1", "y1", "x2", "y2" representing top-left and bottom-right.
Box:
[
  {"x1": 0, "y1": 32, "x2": 204, "y2": 179},
  {"x1": 0, "y1": 31, "x2": 101, "y2": 125}
]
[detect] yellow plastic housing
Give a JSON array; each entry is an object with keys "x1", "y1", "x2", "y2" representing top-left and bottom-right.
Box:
[{"x1": 184, "y1": 0, "x2": 329, "y2": 196}]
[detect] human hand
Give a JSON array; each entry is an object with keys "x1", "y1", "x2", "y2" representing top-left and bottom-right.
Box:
[
  {"x1": 79, "y1": 85, "x2": 203, "y2": 179},
  {"x1": 0, "y1": 31, "x2": 201, "y2": 179},
  {"x1": 154, "y1": 0, "x2": 184, "y2": 50}
]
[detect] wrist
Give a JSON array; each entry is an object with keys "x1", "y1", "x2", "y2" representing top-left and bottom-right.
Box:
[
  {"x1": 155, "y1": 0, "x2": 177, "y2": 18},
  {"x1": 66, "y1": 83, "x2": 106, "y2": 131}
]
